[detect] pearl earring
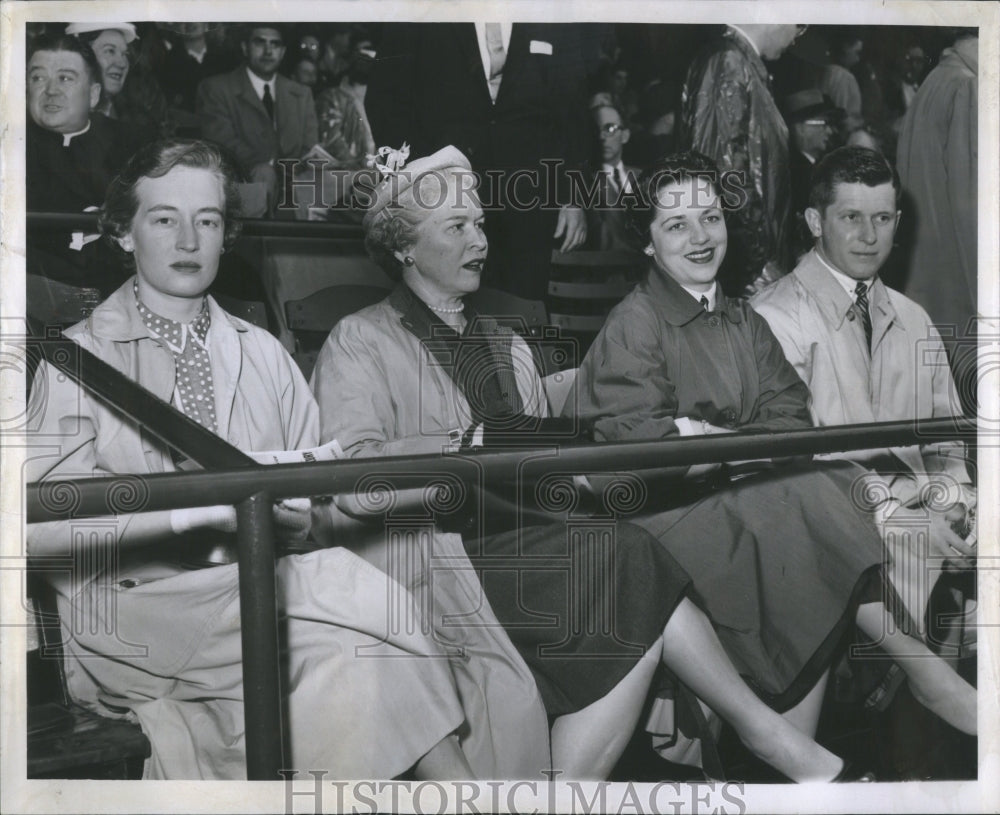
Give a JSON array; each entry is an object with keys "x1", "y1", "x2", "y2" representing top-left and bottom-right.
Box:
[
  {"x1": 643, "y1": 244, "x2": 655, "y2": 257},
  {"x1": 403, "y1": 256, "x2": 415, "y2": 267}
]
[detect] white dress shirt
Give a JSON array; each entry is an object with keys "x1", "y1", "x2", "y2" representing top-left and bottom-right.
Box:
[
  {"x1": 601, "y1": 160, "x2": 635, "y2": 194},
  {"x1": 679, "y1": 280, "x2": 718, "y2": 311},
  {"x1": 246, "y1": 67, "x2": 276, "y2": 107},
  {"x1": 815, "y1": 249, "x2": 874, "y2": 298}
]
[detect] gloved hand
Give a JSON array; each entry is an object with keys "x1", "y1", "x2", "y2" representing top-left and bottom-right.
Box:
[
  {"x1": 169, "y1": 505, "x2": 238, "y2": 535},
  {"x1": 273, "y1": 497, "x2": 313, "y2": 544}
]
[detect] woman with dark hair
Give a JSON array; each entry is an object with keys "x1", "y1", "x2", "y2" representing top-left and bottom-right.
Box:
[
  {"x1": 312, "y1": 144, "x2": 871, "y2": 782},
  {"x1": 65, "y1": 22, "x2": 172, "y2": 140},
  {"x1": 569, "y1": 150, "x2": 976, "y2": 738},
  {"x1": 26, "y1": 138, "x2": 551, "y2": 780}
]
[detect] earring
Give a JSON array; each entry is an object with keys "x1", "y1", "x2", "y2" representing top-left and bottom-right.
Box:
[
  {"x1": 643, "y1": 244, "x2": 655, "y2": 257},
  {"x1": 403, "y1": 256, "x2": 415, "y2": 267}
]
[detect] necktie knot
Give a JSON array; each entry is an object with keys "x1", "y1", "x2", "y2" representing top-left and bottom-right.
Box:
[
  {"x1": 612, "y1": 167, "x2": 624, "y2": 191},
  {"x1": 700, "y1": 295, "x2": 710, "y2": 312}
]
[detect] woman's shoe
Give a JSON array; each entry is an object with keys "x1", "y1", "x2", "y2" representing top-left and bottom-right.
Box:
[{"x1": 832, "y1": 762, "x2": 877, "y2": 782}]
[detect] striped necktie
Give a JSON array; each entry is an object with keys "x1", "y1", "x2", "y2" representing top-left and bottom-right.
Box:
[{"x1": 855, "y1": 281, "x2": 872, "y2": 350}]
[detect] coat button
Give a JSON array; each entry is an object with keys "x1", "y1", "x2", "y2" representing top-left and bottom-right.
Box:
[
  {"x1": 722, "y1": 408, "x2": 737, "y2": 425},
  {"x1": 708, "y1": 316, "x2": 720, "y2": 327},
  {"x1": 846, "y1": 311, "x2": 856, "y2": 321}
]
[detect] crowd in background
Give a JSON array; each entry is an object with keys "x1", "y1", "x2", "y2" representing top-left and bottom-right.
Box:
[{"x1": 24, "y1": 21, "x2": 977, "y2": 335}]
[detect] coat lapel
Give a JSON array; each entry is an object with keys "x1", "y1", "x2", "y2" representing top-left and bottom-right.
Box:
[
  {"x1": 868, "y1": 278, "x2": 899, "y2": 357},
  {"x1": 274, "y1": 75, "x2": 304, "y2": 155},
  {"x1": 794, "y1": 254, "x2": 877, "y2": 422},
  {"x1": 234, "y1": 68, "x2": 275, "y2": 136},
  {"x1": 455, "y1": 23, "x2": 492, "y2": 106},
  {"x1": 498, "y1": 24, "x2": 531, "y2": 105}
]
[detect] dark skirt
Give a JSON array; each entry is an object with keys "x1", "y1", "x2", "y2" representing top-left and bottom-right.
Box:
[
  {"x1": 631, "y1": 460, "x2": 886, "y2": 711},
  {"x1": 463, "y1": 521, "x2": 690, "y2": 717}
]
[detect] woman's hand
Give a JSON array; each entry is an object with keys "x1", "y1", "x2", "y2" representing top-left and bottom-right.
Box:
[
  {"x1": 880, "y1": 505, "x2": 976, "y2": 569},
  {"x1": 554, "y1": 205, "x2": 587, "y2": 252},
  {"x1": 273, "y1": 498, "x2": 313, "y2": 544},
  {"x1": 675, "y1": 417, "x2": 732, "y2": 436},
  {"x1": 169, "y1": 505, "x2": 238, "y2": 535}
]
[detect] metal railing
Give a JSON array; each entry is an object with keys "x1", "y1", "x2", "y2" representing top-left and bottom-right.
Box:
[
  {"x1": 28, "y1": 416, "x2": 977, "y2": 521},
  {"x1": 24, "y1": 338, "x2": 977, "y2": 779}
]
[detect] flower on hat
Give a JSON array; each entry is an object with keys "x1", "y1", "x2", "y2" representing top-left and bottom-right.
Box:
[{"x1": 367, "y1": 143, "x2": 411, "y2": 179}]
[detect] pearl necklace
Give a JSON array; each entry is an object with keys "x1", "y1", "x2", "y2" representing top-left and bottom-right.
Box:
[{"x1": 429, "y1": 303, "x2": 465, "y2": 314}]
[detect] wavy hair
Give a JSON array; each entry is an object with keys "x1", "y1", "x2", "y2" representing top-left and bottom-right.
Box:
[{"x1": 100, "y1": 139, "x2": 245, "y2": 265}]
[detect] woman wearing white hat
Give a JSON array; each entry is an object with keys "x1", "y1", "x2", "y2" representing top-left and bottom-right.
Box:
[
  {"x1": 66, "y1": 22, "x2": 172, "y2": 141},
  {"x1": 312, "y1": 144, "x2": 868, "y2": 782},
  {"x1": 64, "y1": 23, "x2": 137, "y2": 117}
]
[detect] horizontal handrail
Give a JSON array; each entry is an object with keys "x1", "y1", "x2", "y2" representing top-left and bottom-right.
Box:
[
  {"x1": 27, "y1": 416, "x2": 975, "y2": 523},
  {"x1": 27, "y1": 211, "x2": 365, "y2": 241}
]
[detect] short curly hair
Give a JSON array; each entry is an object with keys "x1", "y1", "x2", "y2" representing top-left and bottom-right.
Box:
[
  {"x1": 100, "y1": 139, "x2": 245, "y2": 266},
  {"x1": 626, "y1": 150, "x2": 734, "y2": 245},
  {"x1": 362, "y1": 170, "x2": 473, "y2": 280}
]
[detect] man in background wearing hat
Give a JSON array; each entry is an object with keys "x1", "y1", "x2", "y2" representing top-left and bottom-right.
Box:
[
  {"x1": 25, "y1": 32, "x2": 134, "y2": 295},
  {"x1": 196, "y1": 24, "x2": 318, "y2": 216},
  {"x1": 784, "y1": 89, "x2": 839, "y2": 262}
]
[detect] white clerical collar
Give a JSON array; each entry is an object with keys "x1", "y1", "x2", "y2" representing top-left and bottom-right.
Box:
[
  {"x1": 61, "y1": 120, "x2": 91, "y2": 147},
  {"x1": 802, "y1": 150, "x2": 817, "y2": 164},
  {"x1": 187, "y1": 45, "x2": 207, "y2": 64},
  {"x1": 246, "y1": 66, "x2": 276, "y2": 101},
  {"x1": 815, "y1": 249, "x2": 874, "y2": 297},
  {"x1": 680, "y1": 280, "x2": 718, "y2": 312},
  {"x1": 728, "y1": 25, "x2": 762, "y2": 58}
]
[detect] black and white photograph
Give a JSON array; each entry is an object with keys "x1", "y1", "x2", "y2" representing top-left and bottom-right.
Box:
[{"x1": 1, "y1": 1, "x2": 997, "y2": 813}]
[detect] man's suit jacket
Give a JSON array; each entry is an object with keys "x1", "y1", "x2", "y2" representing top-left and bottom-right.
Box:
[
  {"x1": 366, "y1": 24, "x2": 592, "y2": 299},
  {"x1": 26, "y1": 115, "x2": 136, "y2": 294},
  {"x1": 585, "y1": 164, "x2": 642, "y2": 252},
  {"x1": 366, "y1": 23, "x2": 590, "y2": 186},
  {"x1": 196, "y1": 67, "x2": 318, "y2": 173}
]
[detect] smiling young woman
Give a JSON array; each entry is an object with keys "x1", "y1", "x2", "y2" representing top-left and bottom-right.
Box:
[{"x1": 570, "y1": 150, "x2": 977, "y2": 743}]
